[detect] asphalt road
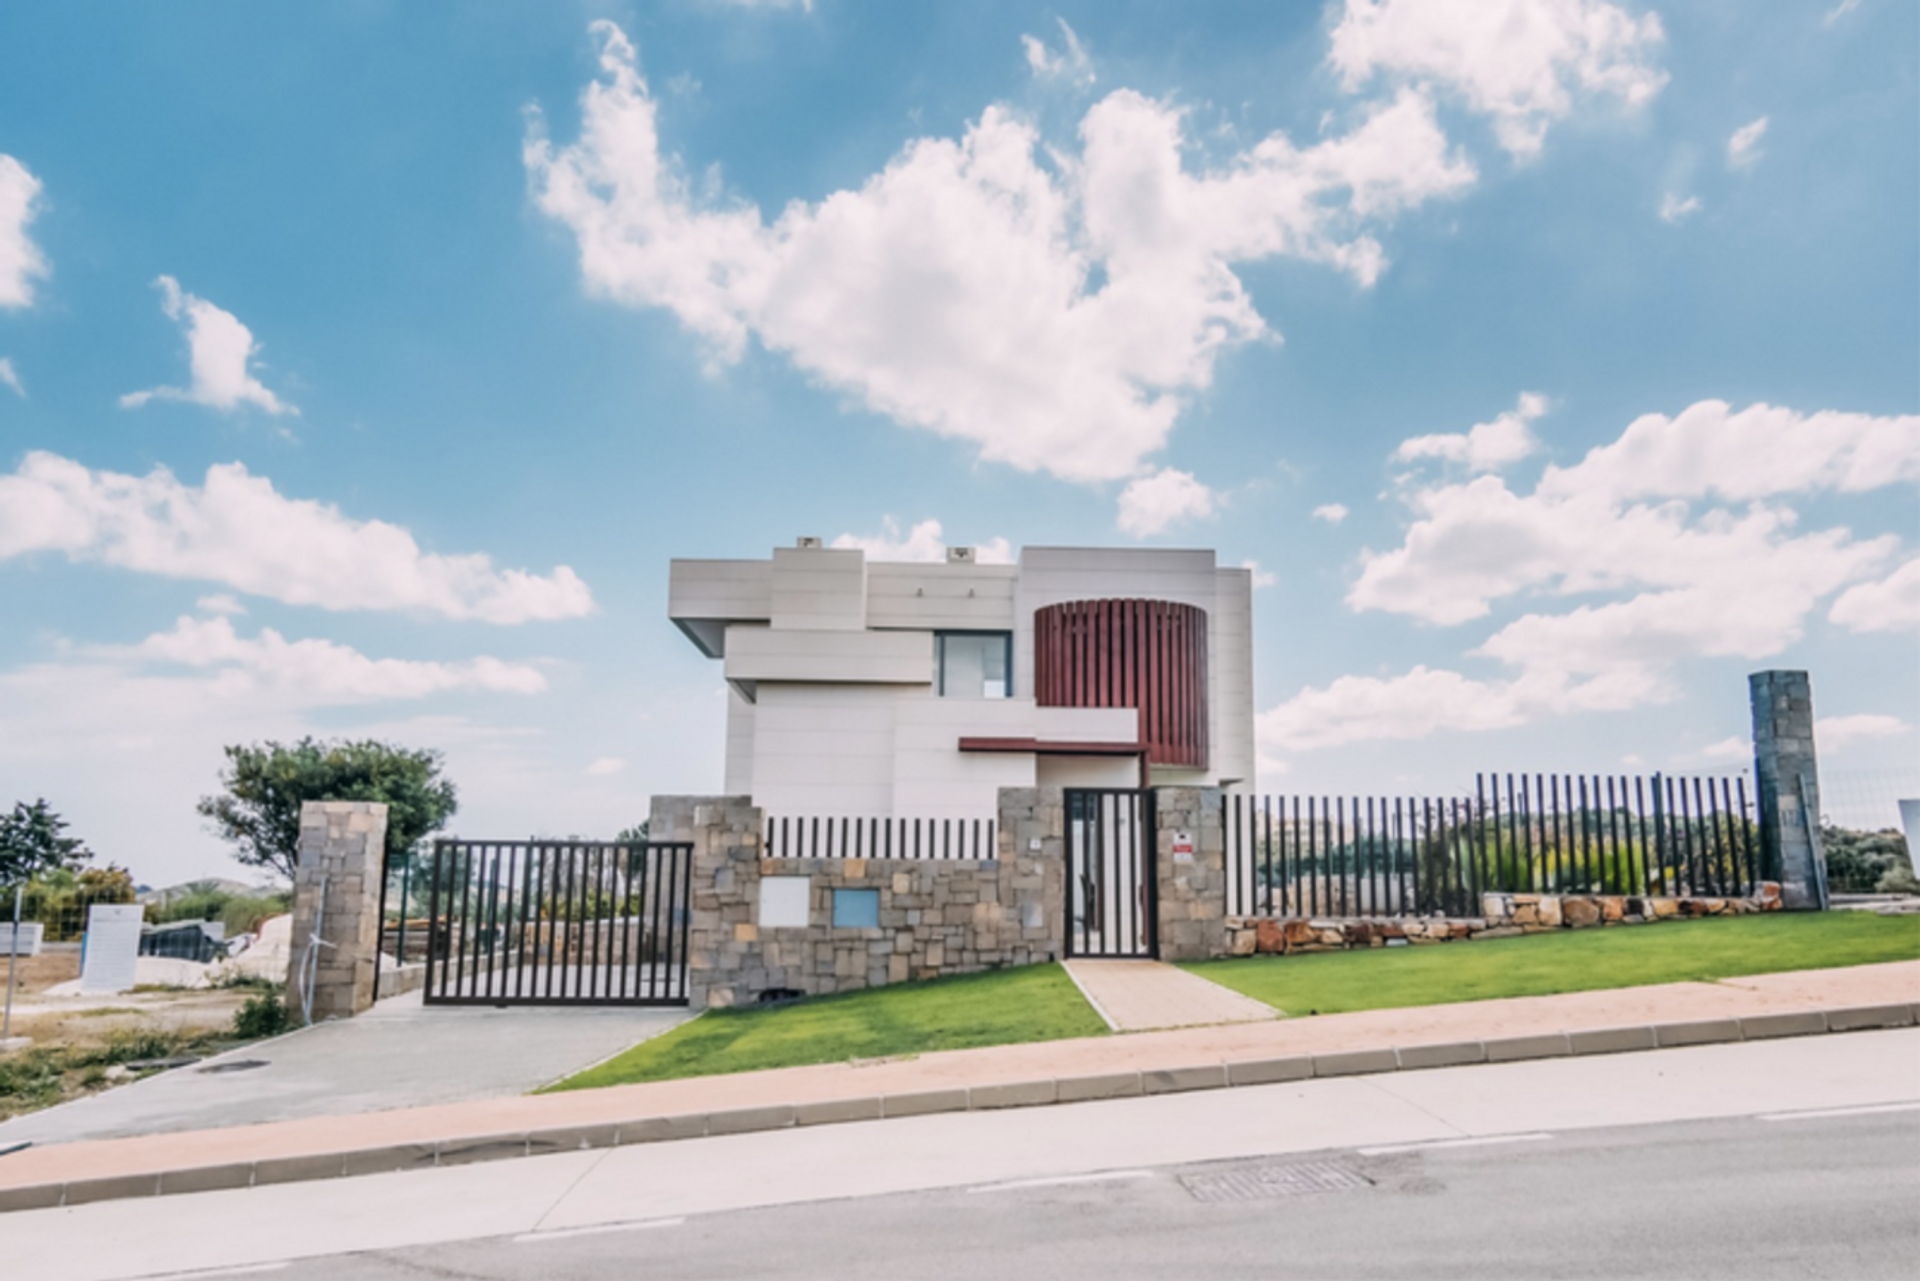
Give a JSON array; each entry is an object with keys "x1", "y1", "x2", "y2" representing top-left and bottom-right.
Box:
[
  {"x1": 10, "y1": 1029, "x2": 1918, "y2": 1280},
  {"x1": 296, "y1": 1107, "x2": 1920, "y2": 1280}
]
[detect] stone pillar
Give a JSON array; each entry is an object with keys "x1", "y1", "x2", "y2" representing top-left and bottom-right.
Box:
[
  {"x1": 677, "y1": 796, "x2": 764, "y2": 1010},
  {"x1": 287, "y1": 800, "x2": 388, "y2": 1020},
  {"x1": 1153, "y1": 787, "x2": 1230, "y2": 960},
  {"x1": 1750, "y1": 670, "x2": 1829, "y2": 910}
]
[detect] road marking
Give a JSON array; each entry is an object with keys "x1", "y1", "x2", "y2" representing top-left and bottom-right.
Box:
[
  {"x1": 968, "y1": 1169, "x2": 1153, "y2": 1194},
  {"x1": 1758, "y1": 1101, "x2": 1920, "y2": 1122},
  {"x1": 513, "y1": 1217, "x2": 687, "y2": 1244},
  {"x1": 1358, "y1": 1133, "x2": 1553, "y2": 1156}
]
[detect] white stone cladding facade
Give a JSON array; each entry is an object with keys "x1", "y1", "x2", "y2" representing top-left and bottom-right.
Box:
[{"x1": 669, "y1": 543, "x2": 1256, "y2": 820}]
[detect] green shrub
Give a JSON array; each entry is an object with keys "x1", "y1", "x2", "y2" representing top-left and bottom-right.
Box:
[
  {"x1": 233, "y1": 988, "x2": 291, "y2": 1039},
  {"x1": 1824, "y1": 827, "x2": 1917, "y2": 894}
]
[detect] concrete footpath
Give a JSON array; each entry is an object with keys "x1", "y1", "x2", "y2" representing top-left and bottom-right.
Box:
[
  {"x1": 1, "y1": 961, "x2": 1915, "y2": 1213},
  {"x1": 0, "y1": 991, "x2": 692, "y2": 1147}
]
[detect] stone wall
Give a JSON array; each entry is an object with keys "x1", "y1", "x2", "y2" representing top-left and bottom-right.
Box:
[
  {"x1": 287, "y1": 800, "x2": 388, "y2": 1021},
  {"x1": 676, "y1": 793, "x2": 1064, "y2": 1009},
  {"x1": 1153, "y1": 787, "x2": 1230, "y2": 961},
  {"x1": 1225, "y1": 884, "x2": 1783, "y2": 955}
]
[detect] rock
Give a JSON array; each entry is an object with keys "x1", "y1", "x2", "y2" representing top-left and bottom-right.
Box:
[
  {"x1": 1230, "y1": 927, "x2": 1257, "y2": 956},
  {"x1": 1562, "y1": 897, "x2": 1601, "y2": 928},
  {"x1": 1282, "y1": 919, "x2": 1318, "y2": 951},
  {"x1": 1535, "y1": 897, "x2": 1564, "y2": 927},
  {"x1": 1482, "y1": 893, "x2": 1512, "y2": 920},
  {"x1": 1650, "y1": 897, "x2": 1680, "y2": 918},
  {"x1": 1601, "y1": 897, "x2": 1625, "y2": 922}
]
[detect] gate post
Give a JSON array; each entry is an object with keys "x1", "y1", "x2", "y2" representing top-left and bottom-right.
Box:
[
  {"x1": 1153, "y1": 787, "x2": 1229, "y2": 960},
  {"x1": 287, "y1": 800, "x2": 388, "y2": 1021},
  {"x1": 1749, "y1": 670, "x2": 1829, "y2": 909},
  {"x1": 666, "y1": 796, "x2": 764, "y2": 1010}
]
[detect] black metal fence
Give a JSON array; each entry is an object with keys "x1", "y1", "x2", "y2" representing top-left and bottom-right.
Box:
[
  {"x1": 764, "y1": 815, "x2": 997, "y2": 861},
  {"x1": 1226, "y1": 773, "x2": 1765, "y2": 919},
  {"x1": 422, "y1": 839, "x2": 692, "y2": 1006}
]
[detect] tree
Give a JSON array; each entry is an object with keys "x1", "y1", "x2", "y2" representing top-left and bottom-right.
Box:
[
  {"x1": 0, "y1": 798, "x2": 93, "y2": 885},
  {"x1": 197, "y1": 738, "x2": 458, "y2": 880}
]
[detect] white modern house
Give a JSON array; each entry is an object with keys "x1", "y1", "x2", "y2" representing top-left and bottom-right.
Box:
[{"x1": 668, "y1": 541, "x2": 1255, "y2": 819}]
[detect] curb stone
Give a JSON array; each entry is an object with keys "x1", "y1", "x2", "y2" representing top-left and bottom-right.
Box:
[{"x1": 0, "y1": 1004, "x2": 1912, "y2": 1214}]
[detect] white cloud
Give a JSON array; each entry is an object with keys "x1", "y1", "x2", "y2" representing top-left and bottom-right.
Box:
[
  {"x1": 1726, "y1": 116, "x2": 1769, "y2": 170},
  {"x1": 0, "y1": 154, "x2": 48, "y2": 310},
  {"x1": 831, "y1": 516, "x2": 1014, "y2": 564},
  {"x1": 527, "y1": 23, "x2": 1474, "y2": 488},
  {"x1": 1312, "y1": 502, "x2": 1350, "y2": 524},
  {"x1": 1535, "y1": 400, "x2": 1920, "y2": 505},
  {"x1": 1262, "y1": 398, "x2": 1918, "y2": 757},
  {"x1": 1700, "y1": 735, "x2": 1748, "y2": 762},
  {"x1": 1242, "y1": 559, "x2": 1277, "y2": 588},
  {"x1": 1824, "y1": 0, "x2": 1862, "y2": 25},
  {"x1": 1817, "y1": 713, "x2": 1906, "y2": 754},
  {"x1": 0, "y1": 356, "x2": 21, "y2": 397},
  {"x1": 120, "y1": 276, "x2": 295, "y2": 415},
  {"x1": 195, "y1": 593, "x2": 246, "y2": 616},
  {"x1": 1830, "y1": 558, "x2": 1920, "y2": 633},
  {"x1": 1394, "y1": 391, "x2": 1546, "y2": 472},
  {"x1": 1023, "y1": 19, "x2": 1095, "y2": 89},
  {"x1": 1659, "y1": 193, "x2": 1700, "y2": 224},
  {"x1": 585, "y1": 756, "x2": 627, "y2": 776},
  {"x1": 1327, "y1": 0, "x2": 1668, "y2": 158},
  {"x1": 1260, "y1": 665, "x2": 1568, "y2": 751},
  {"x1": 0, "y1": 451, "x2": 595, "y2": 623},
  {"x1": 1116, "y1": 468, "x2": 1216, "y2": 537},
  {"x1": 131, "y1": 615, "x2": 546, "y2": 702}
]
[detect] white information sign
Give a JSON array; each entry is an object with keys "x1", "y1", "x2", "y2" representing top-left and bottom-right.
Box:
[
  {"x1": 2, "y1": 920, "x2": 43, "y2": 957},
  {"x1": 80, "y1": 904, "x2": 145, "y2": 994}
]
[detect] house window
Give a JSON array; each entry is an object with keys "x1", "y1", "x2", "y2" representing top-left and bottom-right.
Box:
[
  {"x1": 832, "y1": 888, "x2": 880, "y2": 928},
  {"x1": 937, "y1": 632, "x2": 1011, "y2": 699}
]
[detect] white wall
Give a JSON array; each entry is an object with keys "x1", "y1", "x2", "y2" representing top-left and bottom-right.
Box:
[
  {"x1": 724, "y1": 687, "x2": 756, "y2": 796},
  {"x1": 749, "y1": 683, "x2": 898, "y2": 814}
]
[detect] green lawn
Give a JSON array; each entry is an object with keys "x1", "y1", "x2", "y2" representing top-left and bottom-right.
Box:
[
  {"x1": 546, "y1": 962, "x2": 1107, "y2": 1091},
  {"x1": 1184, "y1": 912, "x2": 1920, "y2": 1016}
]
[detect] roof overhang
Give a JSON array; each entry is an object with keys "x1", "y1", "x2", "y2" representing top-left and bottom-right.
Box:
[{"x1": 957, "y1": 737, "x2": 1145, "y2": 756}]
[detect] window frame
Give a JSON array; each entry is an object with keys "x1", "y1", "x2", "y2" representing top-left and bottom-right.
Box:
[{"x1": 935, "y1": 629, "x2": 1013, "y2": 700}]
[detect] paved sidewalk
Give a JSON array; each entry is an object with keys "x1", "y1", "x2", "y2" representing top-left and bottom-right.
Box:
[
  {"x1": 0, "y1": 989, "x2": 691, "y2": 1147},
  {"x1": 1066, "y1": 959, "x2": 1279, "y2": 1030},
  {"x1": 1, "y1": 961, "x2": 1914, "y2": 1212}
]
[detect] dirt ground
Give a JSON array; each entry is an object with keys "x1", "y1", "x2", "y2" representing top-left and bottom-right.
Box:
[
  {"x1": 6, "y1": 949, "x2": 250, "y2": 1046},
  {"x1": 3, "y1": 948, "x2": 258, "y2": 1120}
]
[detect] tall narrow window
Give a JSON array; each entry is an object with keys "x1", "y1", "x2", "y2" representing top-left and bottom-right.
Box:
[{"x1": 936, "y1": 632, "x2": 1011, "y2": 699}]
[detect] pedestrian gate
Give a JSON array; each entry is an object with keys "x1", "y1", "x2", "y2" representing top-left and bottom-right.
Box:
[
  {"x1": 1065, "y1": 789, "x2": 1157, "y2": 958},
  {"x1": 421, "y1": 839, "x2": 691, "y2": 1006}
]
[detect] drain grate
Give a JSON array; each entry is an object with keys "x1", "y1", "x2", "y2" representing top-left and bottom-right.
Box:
[{"x1": 1180, "y1": 1161, "x2": 1374, "y2": 1203}]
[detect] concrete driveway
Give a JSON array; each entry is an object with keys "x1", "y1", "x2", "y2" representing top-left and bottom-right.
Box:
[{"x1": 0, "y1": 991, "x2": 693, "y2": 1146}]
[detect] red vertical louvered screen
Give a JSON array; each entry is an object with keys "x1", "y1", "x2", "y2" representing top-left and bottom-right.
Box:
[{"x1": 1033, "y1": 599, "x2": 1208, "y2": 769}]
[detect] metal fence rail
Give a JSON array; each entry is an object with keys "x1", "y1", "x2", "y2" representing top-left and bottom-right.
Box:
[
  {"x1": 763, "y1": 815, "x2": 997, "y2": 861},
  {"x1": 1226, "y1": 773, "x2": 1764, "y2": 919},
  {"x1": 422, "y1": 839, "x2": 692, "y2": 1007}
]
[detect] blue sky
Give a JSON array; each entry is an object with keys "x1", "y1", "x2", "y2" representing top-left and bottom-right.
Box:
[{"x1": 1, "y1": 0, "x2": 1914, "y2": 887}]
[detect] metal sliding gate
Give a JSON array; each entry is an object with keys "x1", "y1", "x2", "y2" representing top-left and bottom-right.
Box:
[
  {"x1": 1065, "y1": 789, "x2": 1157, "y2": 959},
  {"x1": 422, "y1": 839, "x2": 692, "y2": 1007}
]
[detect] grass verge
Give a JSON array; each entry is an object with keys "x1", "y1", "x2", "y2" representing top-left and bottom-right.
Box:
[
  {"x1": 546, "y1": 962, "x2": 1106, "y2": 1092},
  {"x1": 1183, "y1": 911, "x2": 1920, "y2": 1016}
]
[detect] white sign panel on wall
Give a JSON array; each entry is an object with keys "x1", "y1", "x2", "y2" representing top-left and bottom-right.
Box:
[{"x1": 80, "y1": 904, "x2": 145, "y2": 994}]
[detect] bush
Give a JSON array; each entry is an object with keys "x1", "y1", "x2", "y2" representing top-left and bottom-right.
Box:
[
  {"x1": 233, "y1": 988, "x2": 292, "y2": 1039},
  {"x1": 1823, "y1": 827, "x2": 1917, "y2": 894}
]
